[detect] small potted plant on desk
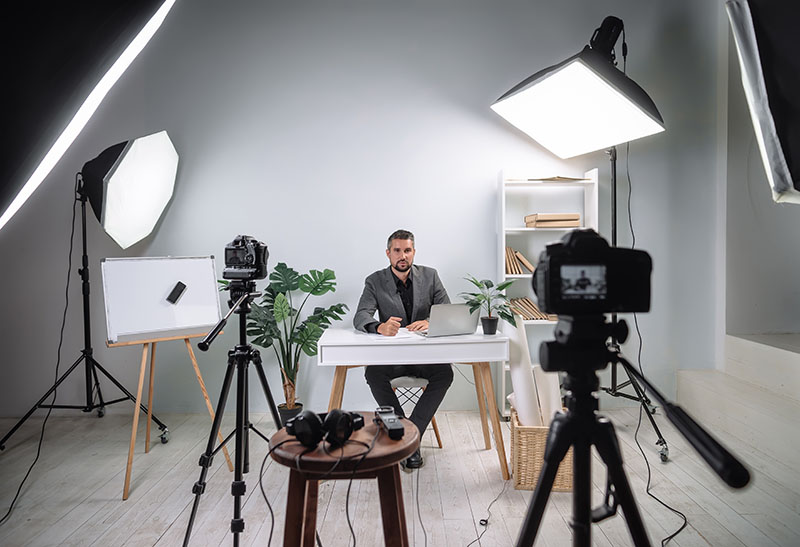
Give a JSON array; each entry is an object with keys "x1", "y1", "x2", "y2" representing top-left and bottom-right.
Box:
[
  {"x1": 460, "y1": 275, "x2": 515, "y2": 335},
  {"x1": 243, "y1": 263, "x2": 348, "y2": 423}
]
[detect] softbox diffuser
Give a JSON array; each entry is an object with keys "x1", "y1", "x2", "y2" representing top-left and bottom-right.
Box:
[{"x1": 727, "y1": 0, "x2": 800, "y2": 204}]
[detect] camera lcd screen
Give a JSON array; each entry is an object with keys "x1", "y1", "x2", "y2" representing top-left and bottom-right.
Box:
[{"x1": 561, "y1": 265, "x2": 607, "y2": 300}]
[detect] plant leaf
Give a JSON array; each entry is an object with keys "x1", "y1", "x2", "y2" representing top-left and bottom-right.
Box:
[
  {"x1": 299, "y1": 269, "x2": 337, "y2": 296},
  {"x1": 245, "y1": 301, "x2": 279, "y2": 348},
  {"x1": 304, "y1": 303, "x2": 349, "y2": 329},
  {"x1": 292, "y1": 322, "x2": 324, "y2": 357},
  {"x1": 496, "y1": 279, "x2": 515, "y2": 292},
  {"x1": 272, "y1": 292, "x2": 291, "y2": 322},
  {"x1": 269, "y1": 263, "x2": 301, "y2": 293}
]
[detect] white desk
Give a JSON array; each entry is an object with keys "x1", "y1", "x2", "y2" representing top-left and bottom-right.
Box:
[{"x1": 318, "y1": 328, "x2": 511, "y2": 479}]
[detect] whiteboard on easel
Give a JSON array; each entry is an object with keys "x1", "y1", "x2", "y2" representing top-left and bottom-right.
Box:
[{"x1": 101, "y1": 256, "x2": 222, "y2": 344}]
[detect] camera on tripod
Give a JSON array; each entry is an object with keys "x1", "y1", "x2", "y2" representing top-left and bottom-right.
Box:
[
  {"x1": 223, "y1": 235, "x2": 269, "y2": 281},
  {"x1": 533, "y1": 229, "x2": 651, "y2": 316},
  {"x1": 531, "y1": 229, "x2": 652, "y2": 373}
]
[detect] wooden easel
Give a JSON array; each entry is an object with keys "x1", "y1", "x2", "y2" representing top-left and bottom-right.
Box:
[{"x1": 108, "y1": 333, "x2": 234, "y2": 500}]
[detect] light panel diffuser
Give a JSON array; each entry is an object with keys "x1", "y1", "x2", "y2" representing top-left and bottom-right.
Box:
[{"x1": 492, "y1": 56, "x2": 664, "y2": 158}]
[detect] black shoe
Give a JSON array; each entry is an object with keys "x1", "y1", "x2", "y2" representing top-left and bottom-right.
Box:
[{"x1": 404, "y1": 449, "x2": 423, "y2": 469}]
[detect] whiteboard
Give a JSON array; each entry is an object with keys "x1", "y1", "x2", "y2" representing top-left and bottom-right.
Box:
[{"x1": 101, "y1": 256, "x2": 222, "y2": 344}]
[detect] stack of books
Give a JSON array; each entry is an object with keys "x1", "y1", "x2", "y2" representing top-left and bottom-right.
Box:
[
  {"x1": 510, "y1": 297, "x2": 557, "y2": 321},
  {"x1": 525, "y1": 212, "x2": 581, "y2": 228},
  {"x1": 505, "y1": 247, "x2": 536, "y2": 275}
]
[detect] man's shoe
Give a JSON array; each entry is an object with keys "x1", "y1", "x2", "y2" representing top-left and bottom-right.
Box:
[{"x1": 404, "y1": 449, "x2": 423, "y2": 469}]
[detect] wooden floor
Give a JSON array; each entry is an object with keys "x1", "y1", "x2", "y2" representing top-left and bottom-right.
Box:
[{"x1": 0, "y1": 408, "x2": 797, "y2": 546}]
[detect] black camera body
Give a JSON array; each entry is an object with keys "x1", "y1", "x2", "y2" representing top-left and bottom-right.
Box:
[
  {"x1": 223, "y1": 235, "x2": 269, "y2": 281},
  {"x1": 533, "y1": 229, "x2": 651, "y2": 316}
]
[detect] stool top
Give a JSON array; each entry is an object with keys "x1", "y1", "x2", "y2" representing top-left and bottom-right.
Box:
[
  {"x1": 390, "y1": 376, "x2": 429, "y2": 389},
  {"x1": 269, "y1": 412, "x2": 419, "y2": 477}
]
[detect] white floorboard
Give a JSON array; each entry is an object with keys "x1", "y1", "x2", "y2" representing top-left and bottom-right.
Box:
[{"x1": 0, "y1": 406, "x2": 797, "y2": 546}]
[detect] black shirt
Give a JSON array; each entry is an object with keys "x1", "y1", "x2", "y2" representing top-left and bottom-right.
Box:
[
  {"x1": 366, "y1": 270, "x2": 414, "y2": 333},
  {"x1": 394, "y1": 270, "x2": 414, "y2": 324}
]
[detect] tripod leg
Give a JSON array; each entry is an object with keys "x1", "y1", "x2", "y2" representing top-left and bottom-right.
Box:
[
  {"x1": 0, "y1": 354, "x2": 87, "y2": 450},
  {"x1": 251, "y1": 350, "x2": 282, "y2": 431},
  {"x1": 89, "y1": 356, "x2": 107, "y2": 415},
  {"x1": 624, "y1": 371, "x2": 669, "y2": 461},
  {"x1": 92, "y1": 361, "x2": 168, "y2": 431},
  {"x1": 516, "y1": 412, "x2": 575, "y2": 547},
  {"x1": 593, "y1": 417, "x2": 652, "y2": 547},
  {"x1": 243, "y1": 361, "x2": 250, "y2": 475},
  {"x1": 183, "y1": 353, "x2": 237, "y2": 547},
  {"x1": 232, "y1": 351, "x2": 248, "y2": 544}
]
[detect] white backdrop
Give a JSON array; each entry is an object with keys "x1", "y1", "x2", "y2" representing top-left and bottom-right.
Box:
[{"x1": 0, "y1": 0, "x2": 727, "y2": 416}]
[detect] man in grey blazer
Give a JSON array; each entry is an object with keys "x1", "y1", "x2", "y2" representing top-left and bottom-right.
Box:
[{"x1": 353, "y1": 229, "x2": 453, "y2": 468}]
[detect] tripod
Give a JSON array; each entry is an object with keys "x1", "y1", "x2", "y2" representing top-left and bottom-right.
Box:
[
  {"x1": 183, "y1": 281, "x2": 282, "y2": 547},
  {"x1": 0, "y1": 185, "x2": 166, "y2": 451},
  {"x1": 517, "y1": 367, "x2": 650, "y2": 546},
  {"x1": 516, "y1": 316, "x2": 750, "y2": 546}
]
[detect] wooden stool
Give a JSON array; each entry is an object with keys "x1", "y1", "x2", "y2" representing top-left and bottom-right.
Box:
[
  {"x1": 270, "y1": 412, "x2": 420, "y2": 547},
  {"x1": 390, "y1": 376, "x2": 443, "y2": 448}
]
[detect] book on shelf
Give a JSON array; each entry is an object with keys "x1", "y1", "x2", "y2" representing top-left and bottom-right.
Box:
[
  {"x1": 514, "y1": 250, "x2": 536, "y2": 273},
  {"x1": 506, "y1": 176, "x2": 589, "y2": 182},
  {"x1": 509, "y1": 297, "x2": 557, "y2": 321},
  {"x1": 524, "y1": 212, "x2": 580, "y2": 223},
  {"x1": 505, "y1": 246, "x2": 523, "y2": 275},
  {"x1": 526, "y1": 219, "x2": 581, "y2": 228}
]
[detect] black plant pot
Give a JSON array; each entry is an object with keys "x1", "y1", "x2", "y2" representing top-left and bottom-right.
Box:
[
  {"x1": 278, "y1": 402, "x2": 304, "y2": 426},
  {"x1": 481, "y1": 316, "x2": 499, "y2": 335}
]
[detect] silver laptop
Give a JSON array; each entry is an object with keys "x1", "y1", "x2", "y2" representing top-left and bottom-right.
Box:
[{"x1": 417, "y1": 304, "x2": 479, "y2": 337}]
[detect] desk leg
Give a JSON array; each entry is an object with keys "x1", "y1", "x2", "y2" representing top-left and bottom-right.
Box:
[
  {"x1": 302, "y1": 479, "x2": 319, "y2": 547},
  {"x1": 185, "y1": 339, "x2": 234, "y2": 472},
  {"x1": 284, "y1": 469, "x2": 306, "y2": 547},
  {"x1": 327, "y1": 366, "x2": 349, "y2": 412},
  {"x1": 376, "y1": 464, "x2": 410, "y2": 547},
  {"x1": 478, "y1": 362, "x2": 510, "y2": 480},
  {"x1": 123, "y1": 345, "x2": 149, "y2": 500},
  {"x1": 145, "y1": 342, "x2": 156, "y2": 453},
  {"x1": 472, "y1": 365, "x2": 491, "y2": 450}
]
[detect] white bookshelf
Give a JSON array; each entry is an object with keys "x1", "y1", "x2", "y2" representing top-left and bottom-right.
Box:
[{"x1": 497, "y1": 168, "x2": 599, "y2": 417}]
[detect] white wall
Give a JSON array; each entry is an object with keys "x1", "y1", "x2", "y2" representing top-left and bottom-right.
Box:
[
  {"x1": 726, "y1": 28, "x2": 800, "y2": 335},
  {"x1": 0, "y1": 0, "x2": 724, "y2": 417}
]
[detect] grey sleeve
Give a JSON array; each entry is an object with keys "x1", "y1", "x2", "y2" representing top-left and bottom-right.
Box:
[
  {"x1": 432, "y1": 270, "x2": 450, "y2": 305},
  {"x1": 353, "y1": 276, "x2": 380, "y2": 332}
]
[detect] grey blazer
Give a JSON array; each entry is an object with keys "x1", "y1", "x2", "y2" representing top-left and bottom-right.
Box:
[{"x1": 353, "y1": 265, "x2": 450, "y2": 332}]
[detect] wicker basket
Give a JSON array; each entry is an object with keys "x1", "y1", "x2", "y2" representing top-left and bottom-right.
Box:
[{"x1": 510, "y1": 409, "x2": 573, "y2": 491}]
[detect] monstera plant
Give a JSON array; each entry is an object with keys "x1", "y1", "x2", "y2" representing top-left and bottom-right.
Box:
[{"x1": 245, "y1": 263, "x2": 347, "y2": 411}]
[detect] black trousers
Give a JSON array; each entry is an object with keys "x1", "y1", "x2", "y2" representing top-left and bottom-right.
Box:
[{"x1": 364, "y1": 364, "x2": 453, "y2": 439}]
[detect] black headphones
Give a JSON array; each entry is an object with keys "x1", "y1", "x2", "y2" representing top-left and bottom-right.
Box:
[{"x1": 285, "y1": 409, "x2": 365, "y2": 448}]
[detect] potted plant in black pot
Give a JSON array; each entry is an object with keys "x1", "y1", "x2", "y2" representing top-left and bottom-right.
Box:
[
  {"x1": 240, "y1": 263, "x2": 348, "y2": 423},
  {"x1": 460, "y1": 275, "x2": 515, "y2": 335}
]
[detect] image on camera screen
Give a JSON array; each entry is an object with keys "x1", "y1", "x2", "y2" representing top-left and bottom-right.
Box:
[{"x1": 561, "y1": 265, "x2": 607, "y2": 300}]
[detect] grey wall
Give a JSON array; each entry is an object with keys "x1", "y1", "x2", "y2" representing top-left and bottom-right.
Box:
[
  {"x1": 726, "y1": 31, "x2": 800, "y2": 335},
  {"x1": 0, "y1": 0, "x2": 724, "y2": 417}
]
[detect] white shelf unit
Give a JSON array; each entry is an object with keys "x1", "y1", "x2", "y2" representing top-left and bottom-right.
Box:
[{"x1": 497, "y1": 168, "x2": 599, "y2": 417}]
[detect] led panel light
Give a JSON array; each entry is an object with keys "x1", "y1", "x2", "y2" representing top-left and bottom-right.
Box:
[
  {"x1": 492, "y1": 49, "x2": 664, "y2": 159},
  {"x1": 82, "y1": 130, "x2": 178, "y2": 249}
]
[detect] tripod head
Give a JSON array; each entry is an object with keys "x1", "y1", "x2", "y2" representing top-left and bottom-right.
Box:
[
  {"x1": 539, "y1": 315, "x2": 628, "y2": 374},
  {"x1": 197, "y1": 280, "x2": 262, "y2": 352}
]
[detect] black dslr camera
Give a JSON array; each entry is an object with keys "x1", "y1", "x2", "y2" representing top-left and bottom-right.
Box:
[
  {"x1": 533, "y1": 229, "x2": 651, "y2": 316},
  {"x1": 223, "y1": 235, "x2": 269, "y2": 281}
]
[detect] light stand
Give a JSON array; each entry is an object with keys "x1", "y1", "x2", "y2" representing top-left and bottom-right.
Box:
[
  {"x1": 603, "y1": 146, "x2": 669, "y2": 462},
  {"x1": 491, "y1": 15, "x2": 669, "y2": 460},
  {"x1": 0, "y1": 181, "x2": 167, "y2": 450}
]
